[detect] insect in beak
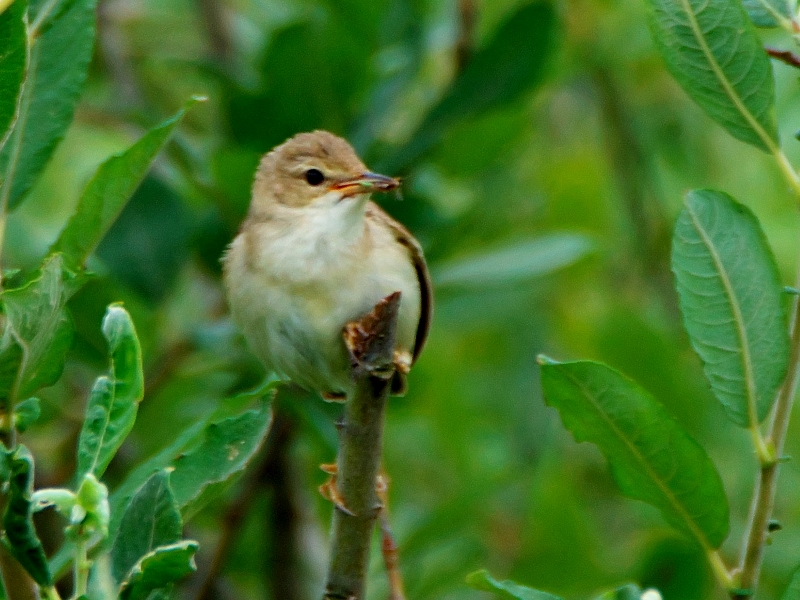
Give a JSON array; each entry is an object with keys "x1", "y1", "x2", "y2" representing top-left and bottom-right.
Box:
[{"x1": 330, "y1": 172, "x2": 401, "y2": 199}]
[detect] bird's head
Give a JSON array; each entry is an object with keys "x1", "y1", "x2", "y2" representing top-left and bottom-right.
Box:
[{"x1": 250, "y1": 131, "x2": 400, "y2": 216}]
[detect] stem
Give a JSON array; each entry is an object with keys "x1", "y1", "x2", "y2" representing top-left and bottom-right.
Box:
[
  {"x1": 772, "y1": 149, "x2": 800, "y2": 200},
  {"x1": 72, "y1": 537, "x2": 89, "y2": 599},
  {"x1": 708, "y1": 551, "x2": 735, "y2": 591},
  {"x1": 323, "y1": 293, "x2": 401, "y2": 600},
  {"x1": 733, "y1": 286, "x2": 800, "y2": 598}
]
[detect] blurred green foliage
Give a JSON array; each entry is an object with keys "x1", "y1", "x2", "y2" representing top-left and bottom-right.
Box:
[{"x1": 4, "y1": 0, "x2": 800, "y2": 597}]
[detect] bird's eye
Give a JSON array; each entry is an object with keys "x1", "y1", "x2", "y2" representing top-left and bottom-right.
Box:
[{"x1": 305, "y1": 168, "x2": 325, "y2": 186}]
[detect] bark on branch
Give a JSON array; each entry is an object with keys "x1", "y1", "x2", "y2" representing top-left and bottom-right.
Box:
[{"x1": 322, "y1": 292, "x2": 401, "y2": 600}]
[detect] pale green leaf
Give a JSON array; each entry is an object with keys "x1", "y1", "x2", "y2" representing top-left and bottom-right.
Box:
[
  {"x1": 672, "y1": 190, "x2": 789, "y2": 427},
  {"x1": 645, "y1": 0, "x2": 777, "y2": 151},
  {"x1": 433, "y1": 234, "x2": 593, "y2": 288},
  {"x1": 539, "y1": 357, "x2": 730, "y2": 549},
  {"x1": 51, "y1": 96, "x2": 204, "y2": 267},
  {"x1": 76, "y1": 304, "x2": 144, "y2": 478}
]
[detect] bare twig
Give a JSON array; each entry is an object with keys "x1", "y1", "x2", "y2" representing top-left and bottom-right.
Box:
[
  {"x1": 455, "y1": 0, "x2": 477, "y2": 73},
  {"x1": 377, "y1": 475, "x2": 406, "y2": 600},
  {"x1": 323, "y1": 292, "x2": 401, "y2": 600},
  {"x1": 766, "y1": 47, "x2": 800, "y2": 70}
]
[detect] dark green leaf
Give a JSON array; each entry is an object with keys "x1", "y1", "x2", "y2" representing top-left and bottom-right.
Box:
[
  {"x1": 539, "y1": 357, "x2": 730, "y2": 549},
  {"x1": 112, "y1": 470, "x2": 182, "y2": 584},
  {"x1": 783, "y1": 566, "x2": 800, "y2": 600},
  {"x1": 645, "y1": 0, "x2": 777, "y2": 151},
  {"x1": 118, "y1": 540, "x2": 198, "y2": 600},
  {"x1": 76, "y1": 304, "x2": 144, "y2": 478},
  {"x1": 0, "y1": 254, "x2": 73, "y2": 402},
  {"x1": 672, "y1": 190, "x2": 789, "y2": 427},
  {"x1": 0, "y1": 0, "x2": 26, "y2": 148},
  {"x1": 465, "y1": 569, "x2": 563, "y2": 599},
  {"x1": 51, "y1": 96, "x2": 204, "y2": 267},
  {"x1": 433, "y1": 234, "x2": 593, "y2": 288},
  {"x1": 107, "y1": 389, "x2": 274, "y2": 544},
  {"x1": 2, "y1": 445, "x2": 51, "y2": 586},
  {"x1": 741, "y1": 0, "x2": 791, "y2": 27},
  {"x1": 13, "y1": 396, "x2": 40, "y2": 432},
  {"x1": 0, "y1": 0, "x2": 96, "y2": 210},
  {"x1": 389, "y1": 1, "x2": 556, "y2": 170}
]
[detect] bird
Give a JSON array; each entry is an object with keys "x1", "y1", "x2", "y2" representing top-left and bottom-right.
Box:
[{"x1": 222, "y1": 130, "x2": 432, "y2": 400}]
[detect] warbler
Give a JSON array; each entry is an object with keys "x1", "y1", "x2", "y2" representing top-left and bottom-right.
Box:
[{"x1": 222, "y1": 131, "x2": 432, "y2": 399}]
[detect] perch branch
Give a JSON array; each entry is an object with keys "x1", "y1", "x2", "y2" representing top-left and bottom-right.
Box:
[{"x1": 323, "y1": 292, "x2": 401, "y2": 600}]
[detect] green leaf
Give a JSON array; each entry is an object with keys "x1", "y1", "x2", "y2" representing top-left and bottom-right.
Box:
[
  {"x1": 118, "y1": 540, "x2": 198, "y2": 600},
  {"x1": 672, "y1": 190, "x2": 789, "y2": 427},
  {"x1": 107, "y1": 391, "x2": 274, "y2": 543},
  {"x1": 433, "y1": 234, "x2": 593, "y2": 288},
  {"x1": 2, "y1": 445, "x2": 51, "y2": 586},
  {"x1": 0, "y1": 0, "x2": 26, "y2": 148},
  {"x1": 645, "y1": 0, "x2": 777, "y2": 151},
  {"x1": 76, "y1": 304, "x2": 143, "y2": 479},
  {"x1": 169, "y1": 399, "x2": 271, "y2": 517},
  {"x1": 465, "y1": 569, "x2": 563, "y2": 600},
  {"x1": 0, "y1": 254, "x2": 73, "y2": 402},
  {"x1": 51, "y1": 96, "x2": 204, "y2": 267},
  {"x1": 539, "y1": 357, "x2": 730, "y2": 549},
  {"x1": 13, "y1": 396, "x2": 40, "y2": 432},
  {"x1": 0, "y1": 0, "x2": 96, "y2": 210},
  {"x1": 388, "y1": 0, "x2": 556, "y2": 170},
  {"x1": 112, "y1": 470, "x2": 181, "y2": 584},
  {"x1": 593, "y1": 584, "x2": 645, "y2": 600},
  {"x1": 783, "y1": 567, "x2": 800, "y2": 600},
  {"x1": 741, "y1": 0, "x2": 792, "y2": 27}
]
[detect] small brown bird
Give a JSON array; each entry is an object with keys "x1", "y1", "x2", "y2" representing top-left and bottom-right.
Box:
[{"x1": 223, "y1": 131, "x2": 432, "y2": 399}]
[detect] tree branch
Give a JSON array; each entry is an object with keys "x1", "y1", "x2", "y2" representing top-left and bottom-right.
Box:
[{"x1": 323, "y1": 292, "x2": 401, "y2": 600}]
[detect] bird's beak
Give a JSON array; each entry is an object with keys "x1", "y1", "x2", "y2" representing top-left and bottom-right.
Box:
[{"x1": 330, "y1": 172, "x2": 401, "y2": 198}]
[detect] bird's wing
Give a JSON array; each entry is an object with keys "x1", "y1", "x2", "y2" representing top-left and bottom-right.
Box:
[{"x1": 366, "y1": 202, "x2": 432, "y2": 364}]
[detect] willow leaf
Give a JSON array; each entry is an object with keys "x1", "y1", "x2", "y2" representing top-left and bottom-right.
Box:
[
  {"x1": 539, "y1": 357, "x2": 730, "y2": 549},
  {"x1": 672, "y1": 189, "x2": 789, "y2": 427},
  {"x1": 645, "y1": 0, "x2": 777, "y2": 151}
]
